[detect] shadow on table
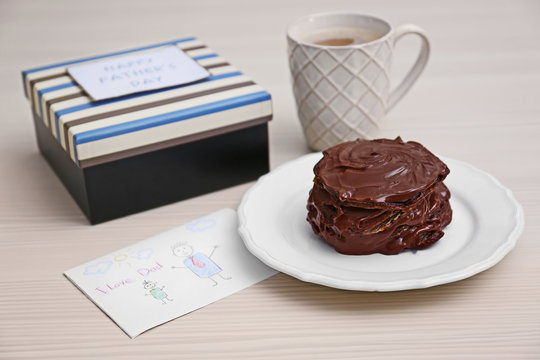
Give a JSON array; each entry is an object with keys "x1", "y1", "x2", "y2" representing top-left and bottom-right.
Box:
[{"x1": 259, "y1": 271, "x2": 486, "y2": 313}]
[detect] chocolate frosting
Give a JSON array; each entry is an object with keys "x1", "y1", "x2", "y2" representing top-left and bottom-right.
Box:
[
  {"x1": 307, "y1": 137, "x2": 452, "y2": 255},
  {"x1": 314, "y1": 137, "x2": 450, "y2": 206}
]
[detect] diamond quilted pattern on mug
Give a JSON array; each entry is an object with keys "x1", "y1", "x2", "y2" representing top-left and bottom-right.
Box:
[
  {"x1": 314, "y1": 78, "x2": 338, "y2": 101},
  {"x1": 373, "y1": 72, "x2": 388, "y2": 94},
  {"x1": 309, "y1": 116, "x2": 329, "y2": 137},
  {"x1": 343, "y1": 77, "x2": 368, "y2": 100},
  {"x1": 318, "y1": 107, "x2": 339, "y2": 127},
  {"x1": 370, "y1": 100, "x2": 385, "y2": 118},
  {"x1": 320, "y1": 131, "x2": 341, "y2": 148},
  {"x1": 342, "y1": 106, "x2": 365, "y2": 128},
  {"x1": 361, "y1": 61, "x2": 383, "y2": 84},
  {"x1": 345, "y1": 127, "x2": 366, "y2": 142},
  {"x1": 290, "y1": 45, "x2": 309, "y2": 69},
  {"x1": 304, "y1": 125, "x2": 318, "y2": 143},
  {"x1": 303, "y1": 46, "x2": 322, "y2": 61},
  {"x1": 304, "y1": 91, "x2": 326, "y2": 113},
  {"x1": 311, "y1": 137, "x2": 330, "y2": 152},
  {"x1": 328, "y1": 65, "x2": 354, "y2": 88},
  {"x1": 346, "y1": 131, "x2": 362, "y2": 142},
  {"x1": 343, "y1": 50, "x2": 371, "y2": 74},
  {"x1": 329, "y1": 94, "x2": 353, "y2": 117},
  {"x1": 330, "y1": 120, "x2": 353, "y2": 140},
  {"x1": 383, "y1": 54, "x2": 392, "y2": 72},
  {"x1": 293, "y1": 73, "x2": 311, "y2": 102},
  {"x1": 313, "y1": 50, "x2": 338, "y2": 75},
  {"x1": 298, "y1": 103, "x2": 316, "y2": 124},
  {"x1": 328, "y1": 48, "x2": 354, "y2": 62},
  {"x1": 302, "y1": 63, "x2": 323, "y2": 86},
  {"x1": 346, "y1": 108, "x2": 377, "y2": 137},
  {"x1": 361, "y1": 91, "x2": 379, "y2": 112},
  {"x1": 373, "y1": 40, "x2": 392, "y2": 64}
]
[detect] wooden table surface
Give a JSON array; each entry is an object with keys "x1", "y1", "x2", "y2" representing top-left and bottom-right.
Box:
[{"x1": 1, "y1": 0, "x2": 539, "y2": 358}]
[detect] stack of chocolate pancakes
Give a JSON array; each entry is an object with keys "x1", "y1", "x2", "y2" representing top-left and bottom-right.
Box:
[{"x1": 307, "y1": 137, "x2": 452, "y2": 255}]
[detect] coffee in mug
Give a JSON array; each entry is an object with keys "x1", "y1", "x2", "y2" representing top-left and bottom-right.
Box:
[{"x1": 300, "y1": 27, "x2": 383, "y2": 46}]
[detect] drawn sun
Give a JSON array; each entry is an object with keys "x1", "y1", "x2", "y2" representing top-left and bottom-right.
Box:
[
  {"x1": 110, "y1": 248, "x2": 154, "y2": 268},
  {"x1": 112, "y1": 253, "x2": 133, "y2": 267}
]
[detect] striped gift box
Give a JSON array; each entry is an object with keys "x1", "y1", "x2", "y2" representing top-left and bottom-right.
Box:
[
  {"x1": 22, "y1": 37, "x2": 273, "y2": 168},
  {"x1": 22, "y1": 38, "x2": 272, "y2": 224}
]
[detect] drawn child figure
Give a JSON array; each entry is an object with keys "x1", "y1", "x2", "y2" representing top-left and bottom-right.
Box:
[
  {"x1": 171, "y1": 242, "x2": 231, "y2": 286},
  {"x1": 143, "y1": 280, "x2": 173, "y2": 305}
]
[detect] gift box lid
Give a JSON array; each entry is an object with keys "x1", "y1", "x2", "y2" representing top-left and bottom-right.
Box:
[{"x1": 22, "y1": 37, "x2": 273, "y2": 168}]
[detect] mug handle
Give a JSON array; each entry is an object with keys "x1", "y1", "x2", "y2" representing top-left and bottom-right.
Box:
[{"x1": 387, "y1": 24, "x2": 430, "y2": 110}]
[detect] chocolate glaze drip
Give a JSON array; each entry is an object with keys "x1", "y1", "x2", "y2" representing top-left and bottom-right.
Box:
[{"x1": 307, "y1": 137, "x2": 453, "y2": 255}]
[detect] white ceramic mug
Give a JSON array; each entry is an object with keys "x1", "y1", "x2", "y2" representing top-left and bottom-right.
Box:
[{"x1": 287, "y1": 12, "x2": 430, "y2": 151}]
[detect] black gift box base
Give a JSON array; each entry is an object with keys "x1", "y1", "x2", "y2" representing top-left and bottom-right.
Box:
[{"x1": 32, "y1": 111, "x2": 269, "y2": 224}]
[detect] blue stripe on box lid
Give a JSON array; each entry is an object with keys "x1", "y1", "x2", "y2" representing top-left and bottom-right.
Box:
[
  {"x1": 54, "y1": 71, "x2": 243, "y2": 141},
  {"x1": 22, "y1": 37, "x2": 196, "y2": 97},
  {"x1": 192, "y1": 54, "x2": 218, "y2": 61},
  {"x1": 38, "y1": 82, "x2": 77, "y2": 118},
  {"x1": 74, "y1": 90, "x2": 271, "y2": 146}
]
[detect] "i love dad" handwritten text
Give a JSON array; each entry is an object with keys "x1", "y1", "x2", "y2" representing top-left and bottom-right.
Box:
[{"x1": 95, "y1": 261, "x2": 165, "y2": 295}]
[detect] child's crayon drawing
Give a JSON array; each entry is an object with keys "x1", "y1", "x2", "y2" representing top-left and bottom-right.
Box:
[
  {"x1": 143, "y1": 280, "x2": 173, "y2": 305},
  {"x1": 171, "y1": 242, "x2": 231, "y2": 286},
  {"x1": 83, "y1": 260, "x2": 113, "y2": 275}
]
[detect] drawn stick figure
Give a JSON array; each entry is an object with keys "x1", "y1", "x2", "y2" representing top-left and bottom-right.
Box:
[
  {"x1": 143, "y1": 280, "x2": 173, "y2": 305},
  {"x1": 171, "y1": 242, "x2": 231, "y2": 286}
]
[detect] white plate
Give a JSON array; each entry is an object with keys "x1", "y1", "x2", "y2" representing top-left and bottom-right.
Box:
[{"x1": 238, "y1": 153, "x2": 524, "y2": 291}]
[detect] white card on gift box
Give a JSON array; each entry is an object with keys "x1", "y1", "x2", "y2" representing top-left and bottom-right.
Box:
[
  {"x1": 68, "y1": 46, "x2": 210, "y2": 101},
  {"x1": 64, "y1": 208, "x2": 277, "y2": 338}
]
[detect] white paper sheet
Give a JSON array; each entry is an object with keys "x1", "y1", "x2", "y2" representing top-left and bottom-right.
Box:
[{"x1": 64, "y1": 208, "x2": 277, "y2": 338}]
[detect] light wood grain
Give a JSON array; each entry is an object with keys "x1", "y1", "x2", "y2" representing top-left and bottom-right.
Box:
[{"x1": 1, "y1": 0, "x2": 539, "y2": 358}]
